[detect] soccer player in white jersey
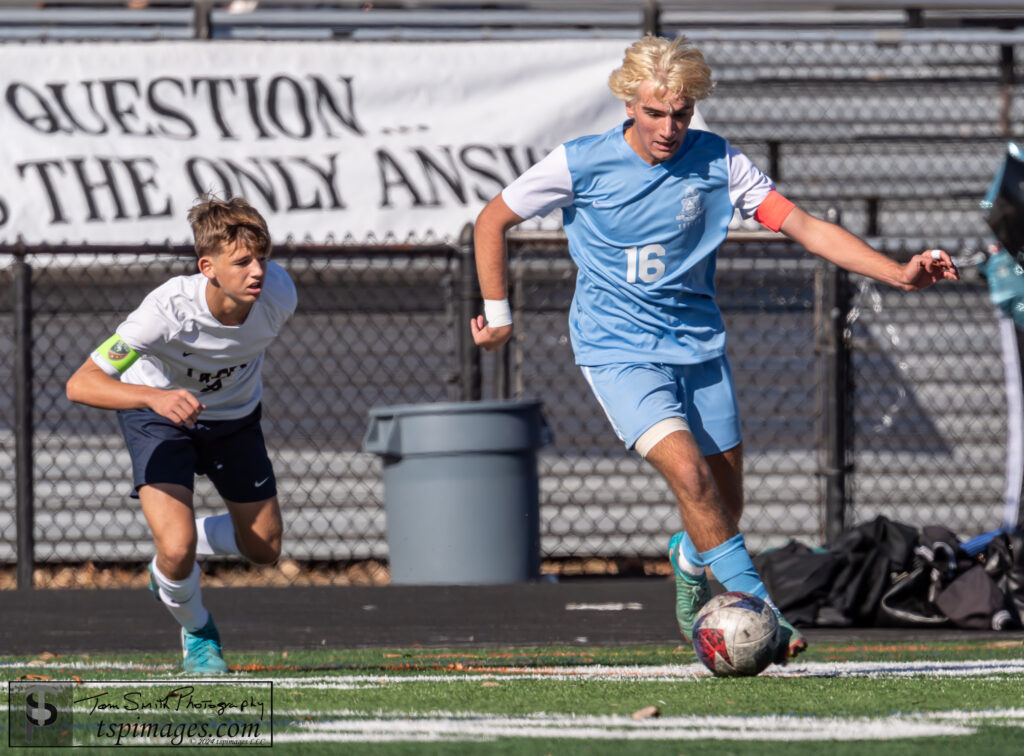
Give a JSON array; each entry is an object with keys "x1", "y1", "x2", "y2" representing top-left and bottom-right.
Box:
[
  {"x1": 66, "y1": 196, "x2": 297, "y2": 674},
  {"x1": 471, "y1": 36, "x2": 959, "y2": 663}
]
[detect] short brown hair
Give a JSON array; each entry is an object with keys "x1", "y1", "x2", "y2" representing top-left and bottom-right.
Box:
[
  {"x1": 187, "y1": 195, "x2": 271, "y2": 258},
  {"x1": 608, "y1": 35, "x2": 713, "y2": 105}
]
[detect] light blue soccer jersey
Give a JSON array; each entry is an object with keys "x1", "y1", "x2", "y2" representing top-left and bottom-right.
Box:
[{"x1": 502, "y1": 122, "x2": 774, "y2": 366}]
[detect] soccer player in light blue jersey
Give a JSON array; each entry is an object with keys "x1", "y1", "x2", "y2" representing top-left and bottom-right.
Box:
[{"x1": 471, "y1": 36, "x2": 959, "y2": 663}]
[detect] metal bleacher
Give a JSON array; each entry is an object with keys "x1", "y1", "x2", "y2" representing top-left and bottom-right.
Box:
[
  {"x1": 0, "y1": 1, "x2": 648, "y2": 41},
  {"x1": 0, "y1": 2, "x2": 1021, "y2": 42}
]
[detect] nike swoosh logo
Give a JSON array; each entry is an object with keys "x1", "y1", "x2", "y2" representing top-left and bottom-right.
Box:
[
  {"x1": 182, "y1": 351, "x2": 194, "y2": 356},
  {"x1": 254, "y1": 477, "x2": 270, "y2": 487}
]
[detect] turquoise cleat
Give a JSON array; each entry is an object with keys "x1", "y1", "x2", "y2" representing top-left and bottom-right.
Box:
[
  {"x1": 147, "y1": 562, "x2": 160, "y2": 602},
  {"x1": 182, "y1": 616, "x2": 230, "y2": 675},
  {"x1": 774, "y1": 613, "x2": 808, "y2": 664},
  {"x1": 668, "y1": 532, "x2": 710, "y2": 643}
]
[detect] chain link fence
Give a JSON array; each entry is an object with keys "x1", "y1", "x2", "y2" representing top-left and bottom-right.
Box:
[
  {"x1": 0, "y1": 233, "x2": 1012, "y2": 587},
  {"x1": 2, "y1": 246, "x2": 465, "y2": 587}
]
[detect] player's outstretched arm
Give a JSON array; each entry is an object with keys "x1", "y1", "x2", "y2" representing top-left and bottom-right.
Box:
[
  {"x1": 472, "y1": 194, "x2": 525, "y2": 352},
  {"x1": 779, "y1": 206, "x2": 960, "y2": 291},
  {"x1": 66, "y1": 359, "x2": 204, "y2": 427}
]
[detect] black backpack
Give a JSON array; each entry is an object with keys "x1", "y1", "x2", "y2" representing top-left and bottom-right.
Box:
[{"x1": 756, "y1": 517, "x2": 1024, "y2": 629}]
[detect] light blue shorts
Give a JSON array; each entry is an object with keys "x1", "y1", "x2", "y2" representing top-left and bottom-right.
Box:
[{"x1": 580, "y1": 356, "x2": 742, "y2": 456}]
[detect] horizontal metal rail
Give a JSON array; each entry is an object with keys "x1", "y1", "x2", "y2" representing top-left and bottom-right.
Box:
[{"x1": 0, "y1": 1, "x2": 1023, "y2": 41}]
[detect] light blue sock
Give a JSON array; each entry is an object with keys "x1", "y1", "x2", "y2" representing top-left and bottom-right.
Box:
[{"x1": 699, "y1": 533, "x2": 770, "y2": 603}]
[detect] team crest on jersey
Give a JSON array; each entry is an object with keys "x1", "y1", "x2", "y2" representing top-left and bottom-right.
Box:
[{"x1": 676, "y1": 186, "x2": 703, "y2": 228}]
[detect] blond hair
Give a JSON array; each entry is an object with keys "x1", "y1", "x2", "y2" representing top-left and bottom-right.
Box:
[
  {"x1": 608, "y1": 35, "x2": 713, "y2": 104},
  {"x1": 187, "y1": 195, "x2": 271, "y2": 259}
]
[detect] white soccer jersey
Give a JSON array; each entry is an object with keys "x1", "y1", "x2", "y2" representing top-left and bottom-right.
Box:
[{"x1": 91, "y1": 261, "x2": 297, "y2": 420}]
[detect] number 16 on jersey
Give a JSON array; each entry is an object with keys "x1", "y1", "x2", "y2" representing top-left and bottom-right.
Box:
[{"x1": 624, "y1": 244, "x2": 667, "y2": 283}]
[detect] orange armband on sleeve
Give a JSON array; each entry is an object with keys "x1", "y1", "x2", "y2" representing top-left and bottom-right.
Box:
[{"x1": 753, "y1": 190, "x2": 796, "y2": 232}]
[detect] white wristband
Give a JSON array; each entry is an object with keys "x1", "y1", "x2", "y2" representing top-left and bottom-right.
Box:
[{"x1": 483, "y1": 298, "x2": 513, "y2": 327}]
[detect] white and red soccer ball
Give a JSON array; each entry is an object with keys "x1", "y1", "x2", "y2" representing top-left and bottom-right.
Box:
[{"x1": 692, "y1": 591, "x2": 780, "y2": 677}]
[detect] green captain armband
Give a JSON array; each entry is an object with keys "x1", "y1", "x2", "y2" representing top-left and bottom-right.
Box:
[{"x1": 96, "y1": 334, "x2": 141, "y2": 373}]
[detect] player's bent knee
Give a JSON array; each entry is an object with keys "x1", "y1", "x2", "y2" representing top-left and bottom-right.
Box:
[
  {"x1": 227, "y1": 495, "x2": 282, "y2": 563},
  {"x1": 660, "y1": 459, "x2": 719, "y2": 512},
  {"x1": 155, "y1": 538, "x2": 196, "y2": 569},
  {"x1": 240, "y1": 528, "x2": 282, "y2": 564},
  {"x1": 243, "y1": 541, "x2": 281, "y2": 565},
  {"x1": 155, "y1": 548, "x2": 197, "y2": 579}
]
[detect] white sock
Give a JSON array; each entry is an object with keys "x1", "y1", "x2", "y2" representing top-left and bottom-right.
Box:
[
  {"x1": 150, "y1": 559, "x2": 210, "y2": 632},
  {"x1": 195, "y1": 514, "x2": 241, "y2": 557}
]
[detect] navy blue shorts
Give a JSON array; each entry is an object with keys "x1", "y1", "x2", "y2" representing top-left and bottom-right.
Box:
[{"x1": 117, "y1": 404, "x2": 277, "y2": 503}]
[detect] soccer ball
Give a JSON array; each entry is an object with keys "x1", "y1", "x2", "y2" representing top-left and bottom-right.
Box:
[{"x1": 692, "y1": 591, "x2": 780, "y2": 677}]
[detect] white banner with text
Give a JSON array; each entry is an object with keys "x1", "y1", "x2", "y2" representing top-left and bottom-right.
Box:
[{"x1": 0, "y1": 39, "x2": 632, "y2": 245}]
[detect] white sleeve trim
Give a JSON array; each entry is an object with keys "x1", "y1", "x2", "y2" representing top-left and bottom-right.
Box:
[
  {"x1": 501, "y1": 144, "x2": 574, "y2": 220},
  {"x1": 690, "y1": 106, "x2": 709, "y2": 132},
  {"x1": 726, "y1": 144, "x2": 775, "y2": 219}
]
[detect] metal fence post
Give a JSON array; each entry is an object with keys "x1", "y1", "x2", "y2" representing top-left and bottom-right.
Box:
[
  {"x1": 494, "y1": 249, "x2": 518, "y2": 401},
  {"x1": 13, "y1": 250, "x2": 34, "y2": 590},
  {"x1": 817, "y1": 206, "x2": 851, "y2": 545},
  {"x1": 193, "y1": 0, "x2": 212, "y2": 40},
  {"x1": 999, "y1": 43, "x2": 1015, "y2": 136},
  {"x1": 506, "y1": 249, "x2": 526, "y2": 400},
  {"x1": 495, "y1": 335, "x2": 511, "y2": 400},
  {"x1": 642, "y1": 1, "x2": 662, "y2": 36},
  {"x1": 457, "y1": 223, "x2": 482, "y2": 401}
]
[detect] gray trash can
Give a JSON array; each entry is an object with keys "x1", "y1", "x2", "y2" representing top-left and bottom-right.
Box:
[{"x1": 363, "y1": 400, "x2": 551, "y2": 585}]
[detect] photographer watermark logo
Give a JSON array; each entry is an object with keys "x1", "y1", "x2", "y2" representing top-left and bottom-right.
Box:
[
  {"x1": 9, "y1": 681, "x2": 73, "y2": 747},
  {"x1": 10, "y1": 680, "x2": 273, "y2": 748}
]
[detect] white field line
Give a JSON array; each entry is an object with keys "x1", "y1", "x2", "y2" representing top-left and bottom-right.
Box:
[
  {"x1": 272, "y1": 707, "x2": 1024, "y2": 722},
  {"x1": 0, "y1": 661, "x2": 177, "y2": 671},
  {"x1": 269, "y1": 709, "x2": 1024, "y2": 743},
  {"x1": 71, "y1": 700, "x2": 1000, "y2": 719},
  {"x1": 4, "y1": 659, "x2": 1024, "y2": 681},
  {"x1": 257, "y1": 658, "x2": 1024, "y2": 686}
]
